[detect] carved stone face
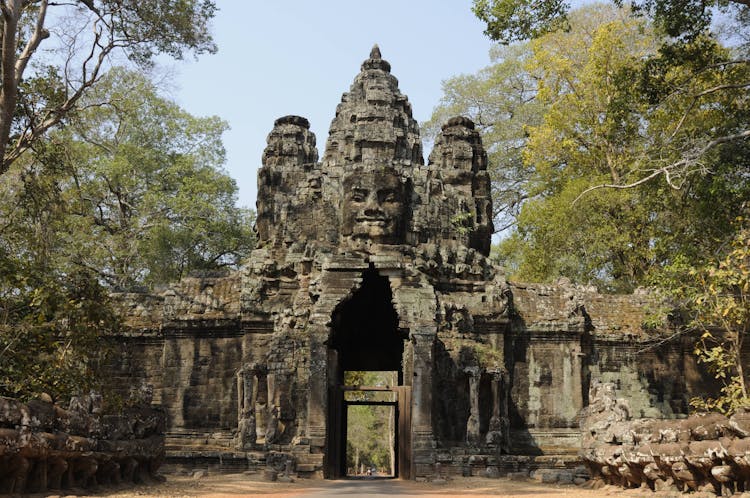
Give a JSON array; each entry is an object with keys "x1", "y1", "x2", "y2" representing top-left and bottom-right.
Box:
[{"x1": 342, "y1": 168, "x2": 404, "y2": 244}]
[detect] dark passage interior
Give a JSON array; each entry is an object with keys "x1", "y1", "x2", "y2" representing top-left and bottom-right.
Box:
[{"x1": 329, "y1": 267, "x2": 406, "y2": 374}]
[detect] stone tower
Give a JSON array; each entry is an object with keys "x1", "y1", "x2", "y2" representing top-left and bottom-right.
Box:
[{"x1": 111, "y1": 47, "x2": 714, "y2": 480}]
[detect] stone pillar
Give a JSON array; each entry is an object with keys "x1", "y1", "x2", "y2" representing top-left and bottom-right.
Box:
[
  {"x1": 411, "y1": 332, "x2": 434, "y2": 431},
  {"x1": 411, "y1": 330, "x2": 436, "y2": 477},
  {"x1": 306, "y1": 329, "x2": 328, "y2": 448},
  {"x1": 266, "y1": 371, "x2": 279, "y2": 444},
  {"x1": 486, "y1": 368, "x2": 509, "y2": 451},
  {"x1": 465, "y1": 366, "x2": 481, "y2": 446},
  {"x1": 570, "y1": 337, "x2": 585, "y2": 420}
]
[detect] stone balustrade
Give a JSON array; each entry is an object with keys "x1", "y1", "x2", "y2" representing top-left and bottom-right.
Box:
[
  {"x1": 0, "y1": 393, "x2": 166, "y2": 494},
  {"x1": 579, "y1": 380, "x2": 750, "y2": 495}
]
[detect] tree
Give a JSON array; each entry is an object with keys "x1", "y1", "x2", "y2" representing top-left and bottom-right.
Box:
[
  {"x1": 472, "y1": 0, "x2": 750, "y2": 192},
  {"x1": 430, "y1": 5, "x2": 750, "y2": 291},
  {"x1": 52, "y1": 67, "x2": 255, "y2": 288},
  {"x1": 343, "y1": 371, "x2": 397, "y2": 475},
  {"x1": 0, "y1": 0, "x2": 217, "y2": 175},
  {"x1": 472, "y1": 0, "x2": 749, "y2": 45},
  {"x1": 663, "y1": 225, "x2": 750, "y2": 414},
  {"x1": 519, "y1": 13, "x2": 748, "y2": 290},
  {"x1": 0, "y1": 155, "x2": 117, "y2": 400},
  {"x1": 0, "y1": 67, "x2": 255, "y2": 400}
]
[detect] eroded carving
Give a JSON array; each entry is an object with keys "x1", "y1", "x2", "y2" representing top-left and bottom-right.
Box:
[
  {"x1": 0, "y1": 394, "x2": 165, "y2": 494},
  {"x1": 580, "y1": 381, "x2": 750, "y2": 494},
  {"x1": 341, "y1": 166, "x2": 406, "y2": 244}
]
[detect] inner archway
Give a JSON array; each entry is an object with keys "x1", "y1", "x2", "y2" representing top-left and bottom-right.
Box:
[{"x1": 325, "y1": 266, "x2": 410, "y2": 479}]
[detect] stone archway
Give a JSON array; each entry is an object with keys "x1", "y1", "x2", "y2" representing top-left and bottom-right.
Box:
[{"x1": 325, "y1": 266, "x2": 411, "y2": 478}]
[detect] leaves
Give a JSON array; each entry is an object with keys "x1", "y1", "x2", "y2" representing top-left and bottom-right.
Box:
[
  {"x1": 679, "y1": 227, "x2": 750, "y2": 414},
  {"x1": 472, "y1": 0, "x2": 747, "y2": 44},
  {"x1": 0, "y1": 0, "x2": 219, "y2": 174},
  {"x1": 431, "y1": 5, "x2": 750, "y2": 292},
  {"x1": 0, "y1": 67, "x2": 255, "y2": 401}
]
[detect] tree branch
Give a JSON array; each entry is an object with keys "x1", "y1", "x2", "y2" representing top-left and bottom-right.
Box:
[
  {"x1": 695, "y1": 82, "x2": 750, "y2": 98},
  {"x1": 15, "y1": 0, "x2": 49, "y2": 87},
  {"x1": 573, "y1": 130, "x2": 750, "y2": 204},
  {"x1": 0, "y1": 0, "x2": 22, "y2": 175},
  {"x1": 5, "y1": 27, "x2": 115, "y2": 166}
]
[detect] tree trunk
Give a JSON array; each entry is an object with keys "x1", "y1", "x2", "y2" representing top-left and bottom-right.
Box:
[{"x1": 0, "y1": 1, "x2": 22, "y2": 173}]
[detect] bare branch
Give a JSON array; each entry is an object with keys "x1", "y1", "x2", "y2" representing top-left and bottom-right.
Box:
[
  {"x1": 15, "y1": 0, "x2": 49, "y2": 87},
  {"x1": 695, "y1": 82, "x2": 750, "y2": 98},
  {"x1": 5, "y1": 27, "x2": 116, "y2": 165},
  {"x1": 573, "y1": 130, "x2": 750, "y2": 204}
]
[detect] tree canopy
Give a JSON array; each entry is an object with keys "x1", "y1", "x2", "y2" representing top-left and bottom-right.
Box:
[
  {"x1": 472, "y1": 0, "x2": 750, "y2": 44},
  {"x1": 0, "y1": 67, "x2": 255, "y2": 400},
  {"x1": 0, "y1": 0, "x2": 217, "y2": 175},
  {"x1": 451, "y1": 1, "x2": 750, "y2": 409},
  {"x1": 471, "y1": 0, "x2": 750, "y2": 192},
  {"x1": 428, "y1": 5, "x2": 750, "y2": 293}
]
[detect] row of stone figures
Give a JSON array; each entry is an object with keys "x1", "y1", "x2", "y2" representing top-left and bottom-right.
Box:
[
  {"x1": 0, "y1": 390, "x2": 166, "y2": 494},
  {"x1": 579, "y1": 380, "x2": 750, "y2": 496},
  {"x1": 464, "y1": 366, "x2": 510, "y2": 451},
  {"x1": 234, "y1": 363, "x2": 284, "y2": 450}
]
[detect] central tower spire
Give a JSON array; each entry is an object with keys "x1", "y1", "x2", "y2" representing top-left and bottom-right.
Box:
[{"x1": 321, "y1": 45, "x2": 423, "y2": 172}]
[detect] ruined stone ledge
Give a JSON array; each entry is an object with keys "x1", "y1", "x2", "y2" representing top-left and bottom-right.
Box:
[
  {"x1": 108, "y1": 328, "x2": 163, "y2": 339},
  {"x1": 580, "y1": 381, "x2": 750, "y2": 494},
  {"x1": 427, "y1": 452, "x2": 583, "y2": 479},
  {"x1": 161, "y1": 320, "x2": 242, "y2": 337}
]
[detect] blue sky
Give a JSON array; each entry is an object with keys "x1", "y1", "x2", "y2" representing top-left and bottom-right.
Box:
[{"x1": 163, "y1": 1, "x2": 496, "y2": 210}]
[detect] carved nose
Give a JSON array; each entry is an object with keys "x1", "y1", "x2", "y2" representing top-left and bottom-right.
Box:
[
  {"x1": 364, "y1": 206, "x2": 383, "y2": 216},
  {"x1": 364, "y1": 196, "x2": 382, "y2": 216}
]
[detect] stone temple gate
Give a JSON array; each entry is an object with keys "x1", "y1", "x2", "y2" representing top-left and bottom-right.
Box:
[{"x1": 111, "y1": 46, "x2": 717, "y2": 478}]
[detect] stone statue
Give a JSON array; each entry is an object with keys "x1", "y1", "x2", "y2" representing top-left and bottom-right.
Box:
[
  {"x1": 235, "y1": 365, "x2": 258, "y2": 450},
  {"x1": 341, "y1": 166, "x2": 405, "y2": 245}
]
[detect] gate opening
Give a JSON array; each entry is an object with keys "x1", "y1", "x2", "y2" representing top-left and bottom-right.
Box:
[
  {"x1": 344, "y1": 371, "x2": 397, "y2": 477},
  {"x1": 326, "y1": 267, "x2": 412, "y2": 479}
]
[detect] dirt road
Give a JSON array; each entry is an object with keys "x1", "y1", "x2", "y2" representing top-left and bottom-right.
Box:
[{"x1": 41, "y1": 473, "x2": 721, "y2": 498}]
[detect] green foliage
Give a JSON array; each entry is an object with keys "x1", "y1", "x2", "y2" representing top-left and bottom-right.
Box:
[
  {"x1": 0, "y1": 67, "x2": 254, "y2": 401},
  {"x1": 0, "y1": 270, "x2": 116, "y2": 401},
  {"x1": 343, "y1": 371, "x2": 396, "y2": 474},
  {"x1": 472, "y1": 0, "x2": 571, "y2": 44},
  {"x1": 423, "y1": 42, "x2": 544, "y2": 233},
  {"x1": 684, "y1": 226, "x2": 750, "y2": 414},
  {"x1": 471, "y1": 0, "x2": 747, "y2": 44},
  {"x1": 0, "y1": 166, "x2": 119, "y2": 401},
  {"x1": 432, "y1": 5, "x2": 750, "y2": 292},
  {"x1": 44, "y1": 67, "x2": 256, "y2": 288},
  {"x1": 1, "y1": 0, "x2": 220, "y2": 175},
  {"x1": 346, "y1": 405, "x2": 393, "y2": 474},
  {"x1": 102, "y1": 0, "x2": 218, "y2": 64},
  {"x1": 470, "y1": 343, "x2": 504, "y2": 369},
  {"x1": 450, "y1": 212, "x2": 475, "y2": 235}
]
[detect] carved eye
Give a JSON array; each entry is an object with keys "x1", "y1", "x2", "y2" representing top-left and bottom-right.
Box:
[
  {"x1": 350, "y1": 189, "x2": 367, "y2": 202},
  {"x1": 380, "y1": 190, "x2": 398, "y2": 203}
]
